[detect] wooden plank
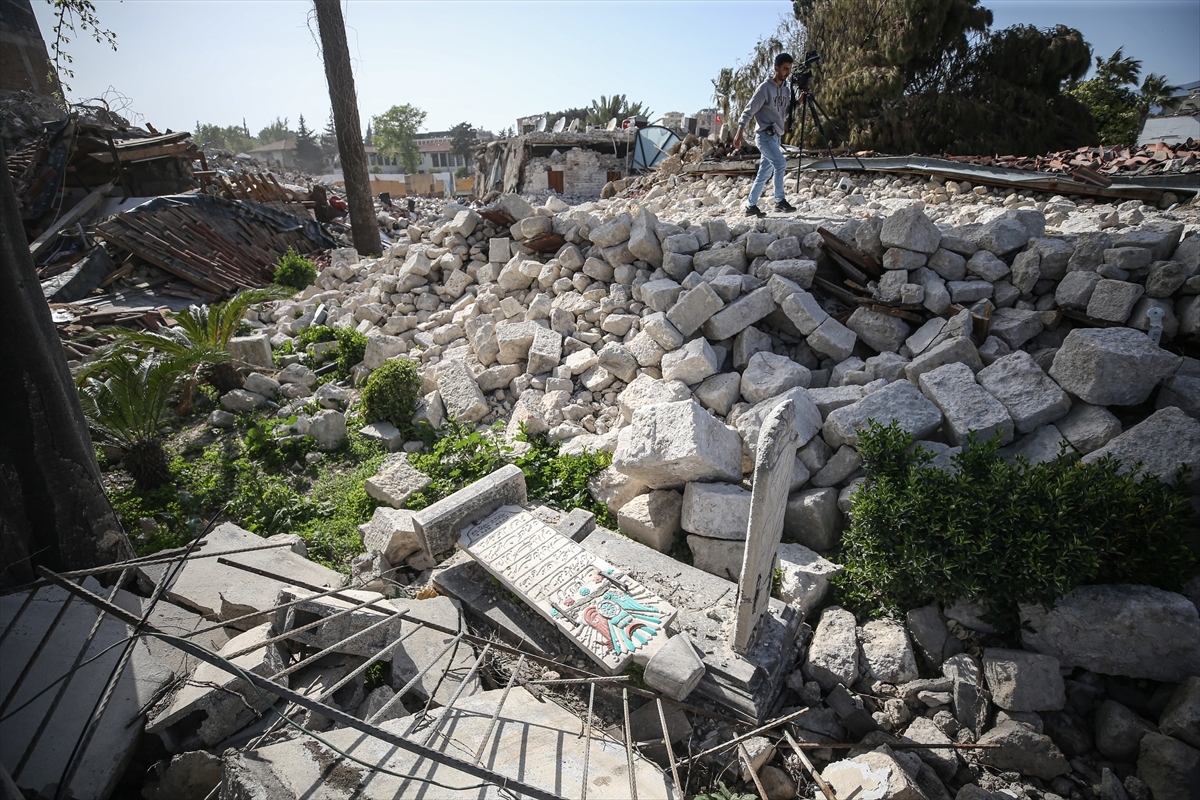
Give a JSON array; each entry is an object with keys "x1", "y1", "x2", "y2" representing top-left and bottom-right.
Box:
[
  {"x1": 818, "y1": 227, "x2": 881, "y2": 277},
  {"x1": 29, "y1": 181, "x2": 116, "y2": 259},
  {"x1": 825, "y1": 249, "x2": 869, "y2": 285},
  {"x1": 812, "y1": 275, "x2": 861, "y2": 305},
  {"x1": 87, "y1": 142, "x2": 194, "y2": 164}
]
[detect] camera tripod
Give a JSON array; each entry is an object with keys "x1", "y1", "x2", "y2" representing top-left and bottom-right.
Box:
[{"x1": 789, "y1": 85, "x2": 865, "y2": 192}]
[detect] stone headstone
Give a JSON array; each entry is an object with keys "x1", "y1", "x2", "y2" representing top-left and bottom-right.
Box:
[
  {"x1": 412, "y1": 464, "x2": 526, "y2": 557},
  {"x1": 460, "y1": 506, "x2": 676, "y2": 674},
  {"x1": 732, "y1": 399, "x2": 800, "y2": 653}
]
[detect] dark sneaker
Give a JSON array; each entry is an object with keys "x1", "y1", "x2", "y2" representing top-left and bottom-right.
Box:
[
  {"x1": 775, "y1": 198, "x2": 797, "y2": 212},
  {"x1": 744, "y1": 204, "x2": 766, "y2": 218}
]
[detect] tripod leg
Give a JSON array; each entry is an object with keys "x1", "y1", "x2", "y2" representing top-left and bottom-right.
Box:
[
  {"x1": 810, "y1": 95, "x2": 867, "y2": 171},
  {"x1": 808, "y1": 98, "x2": 839, "y2": 173},
  {"x1": 794, "y1": 98, "x2": 809, "y2": 193}
]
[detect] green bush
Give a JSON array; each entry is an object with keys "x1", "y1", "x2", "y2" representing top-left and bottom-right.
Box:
[
  {"x1": 406, "y1": 420, "x2": 512, "y2": 510},
  {"x1": 514, "y1": 430, "x2": 615, "y2": 529},
  {"x1": 287, "y1": 325, "x2": 366, "y2": 381},
  {"x1": 404, "y1": 421, "x2": 614, "y2": 528},
  {"x1": 360, "y1": 358, "x2": 421, "y2": 432},
  {"x1": 273, "y1": 248, "x2": 317, "y2": 290},
  {"x1": 333, "y1": 328, "x2": 367, "y2": 380},
  {"x1": 833, "y1": 422, "x2": 1196, "y2": 630}
]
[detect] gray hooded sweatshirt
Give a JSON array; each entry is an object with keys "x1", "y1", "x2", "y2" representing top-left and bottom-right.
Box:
[{"x1": 739, "y1": 77, "x2": 791, "y2": 136}]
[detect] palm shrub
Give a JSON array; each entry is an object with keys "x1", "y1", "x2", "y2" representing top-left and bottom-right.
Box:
[
  {"x1": 833, "y1": 422, "x2": 1196, "y2": 630},
  {"x1": 77, "y1": 349, "x2": 205, "y2": 489},
  {"x1": 108, "y1": 287, "x2": 288, "y2": 393}
]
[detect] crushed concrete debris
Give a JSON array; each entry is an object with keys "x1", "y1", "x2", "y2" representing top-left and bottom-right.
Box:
[{"x1": 12, "y1": 125, "x2": 1200, "y2": 798}]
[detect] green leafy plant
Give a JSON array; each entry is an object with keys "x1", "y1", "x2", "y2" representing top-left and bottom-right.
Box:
[
  {"x1": 101, "y1": 287, "x2": 288, "y2": 393},
  {"x1": 364, "y1": 661, "x2": 388, "y2": 692},
  {"x1": 242, "y1": 415, "x2": 316, "y2": 471},
  {"x1": 513, "y1": 428, "x2": 615, "y2": 528},
  {"x1": 406, "y1": 420, "x2": 512, "y2": 509},
  {"x1": 360, "y1": 358, "x2": 421, "y2": 432},
  {"x1": 333, "y1": 328, "x2": 367, "y2": 380},
  {"x1": 273, "y1": 247, "x2": 317, "y2": 290},
  {"x1": 694, "y1": 783, "x2": 758, "y2": 800},
  {"x1": 403, "y1": 421, "x2": 615, "y2": 527},
  {"x1": 77, "y1": 350, "x2": 206, "y2": 489},
  {"x1": 833, "y1": 422, "x2": 1196, "y2": 630}
]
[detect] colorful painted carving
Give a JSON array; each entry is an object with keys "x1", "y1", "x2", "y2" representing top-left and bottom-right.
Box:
[{"x1": 460, "y1": 506, "x2": 676, "y2": 673}]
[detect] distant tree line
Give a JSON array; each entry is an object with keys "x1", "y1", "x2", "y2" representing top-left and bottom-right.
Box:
[{"x1": 192, "y1": 114, "x2": 339, "y2": 173}]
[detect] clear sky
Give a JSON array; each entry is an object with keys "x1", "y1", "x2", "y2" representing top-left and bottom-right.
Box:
[{"x1": 34, "y1": 0, "x2": 1200, "y2": 138}]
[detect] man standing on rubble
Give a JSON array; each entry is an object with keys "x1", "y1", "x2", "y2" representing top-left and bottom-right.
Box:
[{"x1": 734, "y1": 53, "x2": 797, "y2": 218}]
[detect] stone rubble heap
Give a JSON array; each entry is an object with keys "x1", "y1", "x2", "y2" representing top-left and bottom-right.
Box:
[
  {"x1": 236, "y1": 172, "x2": 1199, "y2": 561},
  {"x1": 209, "y1": 171, "x2": 1200, "y2": 799}
]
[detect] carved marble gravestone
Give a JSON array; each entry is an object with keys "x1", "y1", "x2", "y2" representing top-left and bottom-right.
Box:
[
  {"x1": 460, "y1": 505, "x2": 676, "y2": 674},
  {"x1": 732, "y1": 399, "x2": 799, "y2": 653}
]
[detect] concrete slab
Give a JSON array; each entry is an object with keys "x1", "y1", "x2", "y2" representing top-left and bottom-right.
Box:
[
  {"x1": 388, "y1": 595, "x2": 484, "y2": 706},
  {"x1": 460, "y1": 506, "x2": 676, "y2": 674},
  {"x1": 222, "y1": 687, "x2": 676, "y2": 798},
  {"x1": 145, "y1": 622, "x2": 287, "y2": 751},
  {"x1": 0, "y1": 580, "x2": 174, "y2": 800},
  {"x1": 112, "y1": 593, "x2": 229, "y2": 680},
  {"x1": 432, "y1": 554, "x2": 564, "y2": 656},
  {"x1": 135, "y1": 523, "x2": 346, "y2": 621},
  {"x1": 276, "y1": 587, "x2": 395, "y2": 657},
  {"x1": 413, "y1": 464, "x2": 528, "y2": 557}
]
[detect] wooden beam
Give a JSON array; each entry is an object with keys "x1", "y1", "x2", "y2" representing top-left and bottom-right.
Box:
[
  {"x1": 86, "y1": 142, "x2": 194, "y2": 164},
  {"x1": 28, "y1": 181, "x2": 116, "y2": 260}
]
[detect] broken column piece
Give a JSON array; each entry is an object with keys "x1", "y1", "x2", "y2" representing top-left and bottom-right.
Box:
[
  {"x1": 732, "y1": 399, "x2": 800, "y2": 653},
  {"x1": 412, "y1": 463, "x2": 527, "y2": 557}
]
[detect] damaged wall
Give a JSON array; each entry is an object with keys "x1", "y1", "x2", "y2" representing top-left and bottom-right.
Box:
[
  {"x1": 524, "y1": 148, "x2": 623, "y2": 197},
  {"x1": 474, "y1": 131, "x2": 632, "y2": 199}
]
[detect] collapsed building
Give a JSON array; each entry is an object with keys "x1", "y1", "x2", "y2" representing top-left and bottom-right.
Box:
[
  {"x1": 4, "y1": 2, "x2": 1200, "y2": 791},
  {"x1": 474, "y1": 129, "x2": 634, "y2": 199},
  {"x1": 8, "y1": 141, "x2": 1200, "y2": 797}
]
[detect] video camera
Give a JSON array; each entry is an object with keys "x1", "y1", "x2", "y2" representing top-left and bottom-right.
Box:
[{"x1": 791, "y1": 50, "x2": 820, "y2": 92}]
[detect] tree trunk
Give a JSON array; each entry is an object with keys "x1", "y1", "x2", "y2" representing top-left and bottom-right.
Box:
[
  {"x1": 313, "y1": 0, "x2": 381, "y2": 257},
  {"x1": 0, "y1": 141, "x2": 134, "y2": 588}
]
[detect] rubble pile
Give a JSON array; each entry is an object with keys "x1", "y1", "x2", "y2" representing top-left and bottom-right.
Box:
[
  {"x1": 941, "y1": 140, "x2": 1200, "y2": 179},
  {"x1": 212, "y1": 166, "x2": 1200, "y2": 797},
  {"x1": 11, "y1": 158, "x2": 1200, "y2": 798}
]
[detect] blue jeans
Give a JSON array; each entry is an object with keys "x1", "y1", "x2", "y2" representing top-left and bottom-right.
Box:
[{"x1": 748, "y1": 131, "x2": 787, "y2": 207}]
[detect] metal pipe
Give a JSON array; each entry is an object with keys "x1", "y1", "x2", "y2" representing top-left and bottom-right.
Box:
[
  {"x1": 12, "y1": 570, "x2": 129, "y2": 779},
  {"x1": 581, "y1": 681, "x2": 594, "y2": 800},
  {"x1": 677, "y1": 706, "x2": 813, "y2": 766},
  {"x1": 185, "y1": 579, "x2": 368, "y2": 638},
  {"x1": 623, "y1": 687, "x2": 638, "y2": 800},
  {"x1": 366, "y1": 632, "x2": 461, "y2": 726},
  {"x1": 652, "y1": 700, "x2": 681, "y2": 796},
  {"x1": 783, "y1": 728, "x2": 838, "y2": 800},
  {"x1": 0, "y1": 539, "x2": 296, "y2": 597},
  {"x1": 224, "y1": 592, "x2": 393, "y2": 659},
  {"x1": 739, "y1": 742, "x2": 768, "y2": 800},
  {"x1": 421, "y1": 644, "x2": 491, "y2": 747},
  {"x1": 656, "y1": 698, "x2": 682, "y2": 795},
  {"x1": 269, "y1": 612, "x2": 401, "y2": 682},
  {"x1": 249, "y1": 622, "x2": 425, "y2": 748},
  {"x1": 474, "y1": 655, "x2": 525, "y2": 765},
  {"x1": 36, "y1": 567, "x2": 569, "y2": 800}
]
